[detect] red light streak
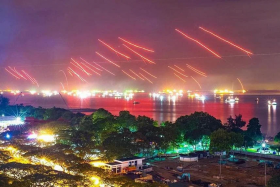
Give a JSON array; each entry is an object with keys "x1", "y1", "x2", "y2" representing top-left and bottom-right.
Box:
[
  {"x1": 199, "y1": 27, "x2": 253, "y2": 55},
  {"x1": 96, "y1": 52, "x2": 120, "y2": 68},
  {"x1": 21, "y1": 70, "x2": 39, "y2": 87},
  {"x1": 175, "y1": 29, "x2": 222, "y2": 58},
  {"x1": 92, "y1": 62, "x2": 115, "y2": 76},
  {"x1": 129, "y1": 69, "x2": 144, "y2": 80},
  {"x1": 123, "y1": 44, "x2": 156, "y2": 64},
  {"x1": 60, "y1": 82, "x2": 65, "y2": 90},
  {"x1": 68, "y1": 67, "x2": 87, "y2": 82},
  {"x1": 168, "y1": 66, "x2": 188, "y2": 77},
  {"x1": 186, "y1": 64, "x2": 207, "y2": 77},
  {"x1": 98, "y1": 39, "x2": 130, "y2": 59},
  {"x1": 237, "y1": 78, "x2": 245, "y2": 90},
  {"x1": 191, "y1": 76, "x2": 202, "y2": 89},
  {"x1": 122, "y1": 70, "x2": 136, "y2": 80},
  {"x1": 139, "y1": 73, "x2": 153, "y2": 84},
  {"x1": 80, "y1": 57, "x2": 103, "y2": 71},
  {"x1": 174, "y1": 73, "x2": 186, "y2": 82},
  {"x1": 118, "y1": 37, "x2": 154, "y2": 52},
  {"x1": 174, "y1": 65, "x2": 185, "y2": 72},
  {"x1": 71, "y1": 58, "x2": 91, "y2": 75},
  {"x1": 12, "y1": 67, "x2": 27, "y2": 80},
  {"x1": 80, "y1": 61, "x2": 101, "y2": 76},
  {"x1": 59, "y1": 70, "x2": 69, "y2": 86},
  {"x1": 68, "y1": 70, "x2": 73, "y2": 76},
  {"x1": 21, "y1": 70, "x2": 35, "y2": 83},
  {"x1": 5, "y1": 68, "x2": 20, "y2": 79},
  {"x1": 140, "y1": 68, "x2": 157, "y2": 78}
]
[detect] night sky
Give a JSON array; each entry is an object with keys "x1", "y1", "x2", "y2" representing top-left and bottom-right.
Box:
[{"x1": 1, "y1": 0, "x2": 280, "y2": 91}]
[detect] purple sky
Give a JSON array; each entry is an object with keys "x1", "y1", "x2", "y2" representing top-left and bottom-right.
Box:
[{"x1": 1, "y1": 0, "x2": 280, "y2": 91}]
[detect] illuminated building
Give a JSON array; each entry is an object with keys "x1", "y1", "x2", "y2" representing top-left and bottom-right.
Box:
[
  {"x1": 104, "y1": 157, "x2": 144, "y2": 173},
  {"x1": 0, "y1": 116, "x2": 24, "y2": 127}
]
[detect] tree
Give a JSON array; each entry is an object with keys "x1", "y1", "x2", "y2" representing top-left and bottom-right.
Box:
[
  {"x1": 245, "y1": 118, "x2": 262, "y2": 145},
  {"x1": 201, "y1": 135, "x2": 210, "y2": 150},
  {"x1": 268, "y1": 174, "x2": 280, "y2": 187},
  {"x1": 226, "y1": 114, "x2": 246, "y2": 133},
  {"x1": 116, "y1": 111, "x2": 137, "y2": 131},
  {"x1": 230, "y1": 132, "x2": 244, "y2": 149},
  {"x1": 275, "y1": 132, "x2": 280, "y2": 143},
  {"x1": 43, "y1": 107, "x2": 68, "y2": 120},
  {"x1": 92, "y1": 108, "x2": 114, "y2": 121},
  {"x1": 136, "y1": 115, "x2": 156, "y2": 128},
  {"x1": 209, "y1": 129, "x2": 232, "y2": 153},
  {"x1": 185, "y1": 129, "x2": 203, "y2": 151},
  {"x1": 0, "y1": 95, "x2": 9, "y2": 109},
  {"x1": 269, "y1": 145, "x2": 280, "y2": 155},
  {"x1": 103, "y1": 128, "x2": 137, "y2": 160}
]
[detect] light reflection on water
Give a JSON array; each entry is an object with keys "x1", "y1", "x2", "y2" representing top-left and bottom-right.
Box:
[{"x1": 6, "y1": 93, "x2": 280, "y2": 136}]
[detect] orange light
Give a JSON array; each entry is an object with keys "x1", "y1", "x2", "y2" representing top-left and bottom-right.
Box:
[
  {"x1": 122, "y1": 70, "x2": 136, "y2": 80},
  {"x1": 140, "y1": 68, "x2": 157, "y2": 78},
  {"x1": 191, "y1": 76, "x2": 202, "y2": 89},
  {"x1": 199, "y1": 27, "x2": 253, "y2": 55},
  {"x1": 80, "y1": 57, "x2": 102, "y2": 71},
  {"x1": 139, "y1": 73, "x2": 153, "y2": 84},
  {"x1": 80, "y1": 61, "x2": 101, "y2": 76},
  {"x1": 98, "y1": 39, "x2": 130, "y2": 59},
  {"x1": 174, "y1": 73, "x2": 186, "y2": 82},
  {"x1": 174, "y1": 65, "x2": 185, "y2": 72},
  {"x1": 5, "y1": 68, "x2": 20, "y2": 79},
  {"x1": 129, "y1": 69, "x2": 144, "y2": 80},
  {"x1": 186, "y1": 64, "x2": 207, "y2": 77},
  {"x1": 168, "y1": 66, "x2": 188, "y2": 77},
  {"x1": 123, "y1": 44, "x2": 156, "y2": 64},
  {"x1": 118, "y1": 37, "x2": 154, "y2": 52},
  {"x1": 68, "y1": 67, "x2": 87, "y2": 82},
  {"x1": 13, "y1": 67, "x2": 27, "y2": 80},
  {"x1": 71, "y1": 58, "x2": 91, "y2": 75},
  {"x1": 175, "y1": 29, "x2": 221, "y2": 58},
  {"x1": 92, "y1": 62, "x2": 115, "y2": 76},
  {"x1": 237, "y1": 78, "x2": 245, "y2": 91},
  {"x1": 96, "y1": 52, "x2": 120, "y2": 68}
]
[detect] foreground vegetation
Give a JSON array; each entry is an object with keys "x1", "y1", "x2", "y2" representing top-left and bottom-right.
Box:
[{"x1": 1, "y1": 95, "x2": 280, "y2": 186}]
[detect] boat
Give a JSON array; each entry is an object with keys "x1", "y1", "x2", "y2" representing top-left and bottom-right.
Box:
[
  {"x1": 225, "y1": 97, "x2": 235, "y2": 103},
  {"x1": 268, "y1": 99, "x2": 277, "y2": 105},
  {"x1": 133, "y1": 101, "x2": 140, "y2": 104}
]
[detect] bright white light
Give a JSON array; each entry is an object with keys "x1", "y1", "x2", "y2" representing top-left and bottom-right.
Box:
[
  {"x1": 27, "y1": 133, "x2": 37, "y2": 139},
  {"x1": 262, "y1": 143, "x2": 266, "y2": 148},
  {"x1": 54, "y1": 165, "x2": 63, "y2": 171},
  {"x1": 6, "y1": 133, "x2": 10, "y2": 139},
  {"x1": 38, "y1": 134, "x2": 55, "y2": 142}
]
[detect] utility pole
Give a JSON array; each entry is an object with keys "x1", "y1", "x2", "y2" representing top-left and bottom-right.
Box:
[
  {"x1": 219, "y1": 154, "x2": 222, "y2": 178},
  {"x1": 265, "y1": 162, "x2": 267, "y2": 186}
]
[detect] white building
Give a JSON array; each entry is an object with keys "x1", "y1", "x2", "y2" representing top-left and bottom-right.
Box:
[{"x1": 104, "y1": 157, "x2": 144, "y2": 173}]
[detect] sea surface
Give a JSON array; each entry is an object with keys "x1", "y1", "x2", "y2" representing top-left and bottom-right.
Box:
[{"x1": 5, "y1": 93, "x2": 280, "y2": 136}]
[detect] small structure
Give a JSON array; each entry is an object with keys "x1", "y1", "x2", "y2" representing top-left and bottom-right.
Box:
[
  {"x1": 179, "y1": 154, "x2": 198, "y2": 162},
  {"x1": 104, "y1": 157, "x2": 144, "y2": 173},
  {"x1": 195, "y1": 151, "x2": 209, "y2": 158},
  {"x1": 214, "y1": 151, "x2": 226, "y2": 156}
]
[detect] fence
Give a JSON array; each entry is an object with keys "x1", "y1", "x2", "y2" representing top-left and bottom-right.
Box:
[{"x1": 232, "y1": 150, "x2": 280, "y2": 160}]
